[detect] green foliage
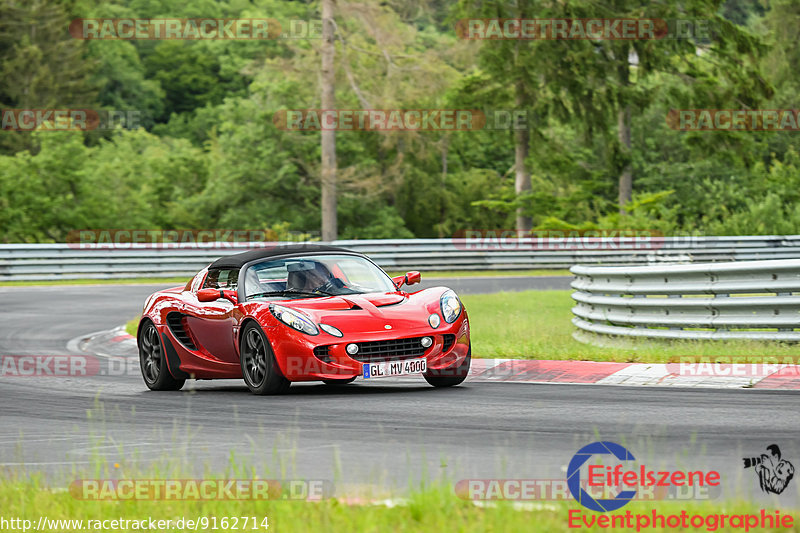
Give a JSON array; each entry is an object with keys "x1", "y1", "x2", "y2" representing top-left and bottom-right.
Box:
[
  {"x1": 0, "y1": 0, "x2": 799, "y2": 241},
  {"x1": 89, "y1": 40, "x2": 165, "y2": 129},
  {"x1": 143, "y1": 41, "x2": 249, "y2": 121},
  {"x1": 0, "y1": 0, "x2": 98, "y2": 153}
]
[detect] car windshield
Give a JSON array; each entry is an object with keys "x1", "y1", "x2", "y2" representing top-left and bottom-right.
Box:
[{"x1": 243, "y1": 254, "x2": 397, "y2": 300}]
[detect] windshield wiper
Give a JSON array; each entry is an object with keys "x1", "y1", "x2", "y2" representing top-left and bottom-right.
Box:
[
  {"x1": 290, "y1": 287, "x2": 338, "y2": 296},
  {"x1": 248, "y1": 288, "x2": 336, "y2": 299}
]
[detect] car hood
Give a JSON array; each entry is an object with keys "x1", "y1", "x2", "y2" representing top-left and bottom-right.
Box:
[{"x1": 276, "y1": 290, "x2": 443, "y2": 334}]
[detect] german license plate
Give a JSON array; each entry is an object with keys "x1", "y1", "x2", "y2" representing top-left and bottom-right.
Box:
[{"x1": 362, "y1": 358, "x2": 427, "y2": 379}]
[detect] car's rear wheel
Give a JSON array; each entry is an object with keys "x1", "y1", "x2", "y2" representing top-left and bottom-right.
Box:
[
  {"x1": 424, "y1": 345, "x2": 471, "y2": 388},
  {"x1": 323, "y1": 377, "x2": 357, "y2": 386},
  {"x1": 240, "y1": 322, "x2": 290, "y2": 395},
  {"x1": 138, "y1": 320, "x2": 185, "y2": 391}
]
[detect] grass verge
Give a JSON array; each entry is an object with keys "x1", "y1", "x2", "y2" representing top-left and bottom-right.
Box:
[
  {"x1": 125, "y1": 317, "x2": 139, "y2": 337},
  {"x1": 462, "y1": 290, "x2": 798, "y2": 362},
  {"x1": 0, "y1": 476, "x2": 791, "y2": 533}
]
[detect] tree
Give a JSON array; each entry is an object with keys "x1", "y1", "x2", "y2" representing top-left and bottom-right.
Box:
[
  {"x1": 567, "y1": 0, "x2": 771, "y2": 211},
  {"x1": 0, "y1": 0, "x2": 98, "y2": 153},
  {"x1": 321, "y1": 0, "x2": 337, "y2": 241},
  {"x1": 457, "y1": 0, "x2": 543, "y2": 233}
]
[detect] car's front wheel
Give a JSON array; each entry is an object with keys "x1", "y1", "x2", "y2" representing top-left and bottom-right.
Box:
[
  {"x1": 138, "y1": 320, "x2": 185, "y2": 391},
  {"x1": 240, "y1": 322, "x2": 290, "y2": 395},
  {"x1": 424, "y1": 345, "x2": 471, "y2": 388}
]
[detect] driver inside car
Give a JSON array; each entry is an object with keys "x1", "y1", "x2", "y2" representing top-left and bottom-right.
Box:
[{"x1": 286, "y1": 261, "x2": 334, "y2": 292}]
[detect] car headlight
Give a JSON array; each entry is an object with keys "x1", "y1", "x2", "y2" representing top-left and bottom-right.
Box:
[
  {"x1": 319, "y1": 323, "x2": 343, "y2": 337},
  {"x1": 440, "y1": 289, "x2": 462, "y2": 323},
  {"x1": 270, "y1": 304, "x2": 319, "y2": 335}
]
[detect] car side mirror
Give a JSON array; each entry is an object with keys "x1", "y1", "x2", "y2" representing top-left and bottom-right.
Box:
[
  {"x1": 393, "y1": 271, "x2": 421, "y2": 289},
  {"x1": 197, "y1": 288, "x2": 238, "y2": 304},
  {"x1": 197, "y1": 288, "x2": 219, "y2": 302}
]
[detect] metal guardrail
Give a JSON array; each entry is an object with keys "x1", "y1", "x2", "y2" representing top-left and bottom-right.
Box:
[
  {"x1": 570, "y1": 259, "x2": 800, "y2": 342},
  {"x1": 1, "y1": 235, "x2": 800, "y2": 281}
]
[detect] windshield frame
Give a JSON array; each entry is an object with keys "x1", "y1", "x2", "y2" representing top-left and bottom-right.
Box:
[{"x1": 237, "y1": 251, "x2": 397, "y2": 302}]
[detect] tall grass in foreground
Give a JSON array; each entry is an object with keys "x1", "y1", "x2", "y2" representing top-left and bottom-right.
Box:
[{"x1": 2, "y1": 475, "x2": 797, "y2": 533}]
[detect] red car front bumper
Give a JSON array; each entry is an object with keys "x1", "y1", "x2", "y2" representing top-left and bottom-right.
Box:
[{"x1": 267, "y1": 312, "x2": 470, "y2": 381}]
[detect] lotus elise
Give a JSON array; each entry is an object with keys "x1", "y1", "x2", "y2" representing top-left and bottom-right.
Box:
[{"x1": 137, "y1": 244, "x2": 470, "y2": 394}]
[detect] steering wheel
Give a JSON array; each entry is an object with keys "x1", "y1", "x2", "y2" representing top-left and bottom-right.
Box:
[{"x1": 313, "y1": 276, "x2": 346, "y2": 294}]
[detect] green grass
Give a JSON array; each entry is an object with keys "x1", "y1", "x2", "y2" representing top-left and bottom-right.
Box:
[
  {"x1": 0, "y1": 476, "x2": 792, "y2": 533},
  {"x1": 125, "y1": 317, "x2": 139, "y2": 337},
  {"x1": 462, "y1": 290, "x2": 800, "y2": 362}
]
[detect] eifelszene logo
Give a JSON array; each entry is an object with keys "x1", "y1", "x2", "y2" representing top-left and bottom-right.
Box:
[
  {"x1": 567, "y1": 441, "x2": 721, "y2": 513},
  {"x1": 743, "y1": 444, "x2": 795, "y2": 495},
  {"x1": 568, "y1": 441, "x2": 637, "y2": 512}
]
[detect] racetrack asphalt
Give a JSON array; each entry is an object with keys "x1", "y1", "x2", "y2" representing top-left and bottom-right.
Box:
[{"x1": 1, "y1": 276, "x2": 798, "y2": 505}]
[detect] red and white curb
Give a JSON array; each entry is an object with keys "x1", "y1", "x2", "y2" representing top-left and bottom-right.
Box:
[
  {"x1": 468, "y1": 359, "x2": 800, "y2": 390},
  {"x1": 72, "y1": 326, "x2": 137, "y2": 356}
]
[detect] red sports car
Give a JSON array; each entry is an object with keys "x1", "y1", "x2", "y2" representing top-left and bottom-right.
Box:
[{"x1": 137, "y1": 244, "x2": 471, "y2": 394}]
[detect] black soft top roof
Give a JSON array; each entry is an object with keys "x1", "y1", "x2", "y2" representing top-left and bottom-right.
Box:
[{"x1": 208, "y1": 244, "x2": 358, "y2": 270}]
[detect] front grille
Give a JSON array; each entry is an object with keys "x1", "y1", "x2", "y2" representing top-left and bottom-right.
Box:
[
  {"x1": 166, "y1": 312, "x2": 197, "y2": 350},
  {"x1": 442, "y1": 334, "x2": 456, "y2": 352},
  {"x1": 313, "y1": 345, "x2": 332, "y2": 363},
  {"x1": 350, "y1": 336, "x2": 428, "y2": 363}
]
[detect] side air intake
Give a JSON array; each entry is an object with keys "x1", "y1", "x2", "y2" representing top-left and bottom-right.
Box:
[{"x1": 166, "y1": 312, "x2": 197, "y2": 350}]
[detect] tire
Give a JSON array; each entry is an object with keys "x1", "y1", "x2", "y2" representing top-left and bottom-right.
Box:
[
  {"x1": 323, "y1": 377, "x2": 357, "y2": 386},
  {"x1": 138, "y1": 320, "x2": 185, "y2": 391},
  {"x1": 424, "y1": 345, "x2": 471, "y2": 388},
  {"x1": 240, "y1": 322, "x2": 291, "y2": 395}
]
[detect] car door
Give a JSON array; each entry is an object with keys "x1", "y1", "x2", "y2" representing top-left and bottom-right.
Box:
[{"x1": 184, "y1": 268, "x2": 241, "y2": 363}]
